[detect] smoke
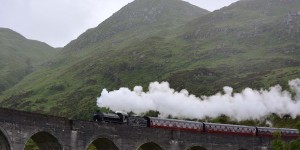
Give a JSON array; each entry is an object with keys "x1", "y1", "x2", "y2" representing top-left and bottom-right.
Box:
[{"x1": 97, "y1": 78, "x2": 300, "y2": 121}]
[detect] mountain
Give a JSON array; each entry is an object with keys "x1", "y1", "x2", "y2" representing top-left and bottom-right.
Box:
[
  {"x1": 0, "y1": 0, "x2": 299, "y2": 127},
  {"x1": 0, "y1": 0, "x2": 209, "y2": 118},
  {"x1": 64, "y1": 0, "x2": 209, "y2": 52},
  {"x1": 0, "y1": 28, "x2": 57, "y2": 93}
]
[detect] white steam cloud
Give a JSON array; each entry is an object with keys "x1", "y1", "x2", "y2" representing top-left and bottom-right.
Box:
[{"x1": 97, "y1": 79, "x2": 300, "y2": 121}]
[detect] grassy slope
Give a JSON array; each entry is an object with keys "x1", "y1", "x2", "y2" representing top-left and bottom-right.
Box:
[
  {"x1": 0, "y1": 28, "x2": 56, "y2": 93},
  {"x1": 0, "y1": 0, "x2": 209, "y2": 118},
  {"x1": 165, "y1": 0, "x2": 300, "y2": 95}
]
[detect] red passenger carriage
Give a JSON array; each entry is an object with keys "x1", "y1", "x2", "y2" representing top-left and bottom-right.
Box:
[
  {"x1": 204, "y1": 123, "x2": 257, "y2": 136},
  {"x1": 148, "y1": 117, "x2": 204, "y2": 132}
]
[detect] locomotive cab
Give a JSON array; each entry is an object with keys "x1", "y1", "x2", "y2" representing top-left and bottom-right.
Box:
[{"x1": 116, "y1": 111, "x2": 128, "y2": 124}]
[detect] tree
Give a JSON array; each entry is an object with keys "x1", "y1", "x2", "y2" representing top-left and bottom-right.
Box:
[
  {"x1": 143, "y1": 110, "x2": 160, "y2": 117},
  {"x1": 270, "y1": 121, "x2": 300, "y2": 150},
  {"x1": 296, "y1": 121, "x2": 300, "y2": 133},
  {"x1": 271, "y1": 131, "x2": 286, "y2": 150},
  {"x1": 288, "y1": 139, "x2": 300, "y2": 150},
  {"x1": 287, "y1": 121, "x2": 300, "y2": 150}
]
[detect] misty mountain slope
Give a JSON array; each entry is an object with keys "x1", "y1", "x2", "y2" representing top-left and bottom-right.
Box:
[
  {"x1": 0, "y1": 0, "x2": 209, "y2": 117},
  {"x1": 0, "y1": 28, "x2": 57, "y2": 93}
]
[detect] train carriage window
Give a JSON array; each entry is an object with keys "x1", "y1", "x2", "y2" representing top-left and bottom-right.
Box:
[
  {"x1": 214, "y1": 125, "x2": 217, "y2": 130},
  {"x1": 163, "y1": 122, "x2": 167, "y2": 126},
  {"x1": 179, "y1": 123, "x2": 183, "y2": 127},
  {"x1": 152, "y1": 121, "x2": 156, "y2": 125},
  {"x1": 193, "y1": 124, "x2": 197, "y2": 129},
  {"x1": 187, "y1": 124, "x2": 191, "y2": 129},
  {"x1": 164, "y1": 121, "x2": 168, "y2": 125},
  {"x1": 233, "y1": 127, "x2": 236, "y2": 132},
  {"x1": 190, "y1": 123, "x2": 194, "y2": 127},
  {"x1": 248, "y1": 129, "x2": 252, "y2": 133},
  {"x1": 224, "y1": 127, "x2": 228, "y2": 132},
  {"x1": 157, "y1": 121, "x2": 161, "y2": 126},
  {"x1": 212, "y1": 125, "x2": 215, "y2": 130}
]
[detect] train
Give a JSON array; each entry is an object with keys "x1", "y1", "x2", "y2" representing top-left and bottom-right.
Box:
[{"x1": 93, "y1": 111, "x2": 299, "y2": 139}]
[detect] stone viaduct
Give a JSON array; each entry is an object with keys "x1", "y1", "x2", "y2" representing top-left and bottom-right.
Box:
[{"x1": 0, "y1": 107, "x2": 273, "y2": 150}]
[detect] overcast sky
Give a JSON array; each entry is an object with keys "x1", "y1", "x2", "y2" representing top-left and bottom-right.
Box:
[{"x1": 0, "y1": 0, "x2": 239, "y2": 47}]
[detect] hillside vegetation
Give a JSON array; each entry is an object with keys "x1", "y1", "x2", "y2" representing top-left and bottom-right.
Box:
[
  {"x1": 0, "y1": 28, "x2": 56, "y2": 93},
  {"x1": 0, "y1": 0, "x2": 299, "y2": 127}
]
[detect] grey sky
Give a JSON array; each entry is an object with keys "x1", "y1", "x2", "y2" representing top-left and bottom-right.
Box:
[{"x1": 0, "y1": 0, "x2": 239, "y2": 47}]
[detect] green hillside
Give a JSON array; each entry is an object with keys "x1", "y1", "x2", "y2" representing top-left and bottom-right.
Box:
[
  {"x1": 0, "y1": 28, "x2": 57, "y2": 93},
  {"x1": 0, "y1": 0, "x2": 299, "y2": 127},
  {"x1": 0, "y1": 0, "x2": 209, "y2": 117},
  {"x1": 167, "y1": 0, "x2": 300, "y2": 94}
]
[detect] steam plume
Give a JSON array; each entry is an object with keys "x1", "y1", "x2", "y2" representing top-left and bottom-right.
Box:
[{"x1": 97, "y1": 78, "x2": 300, "y2": 121}]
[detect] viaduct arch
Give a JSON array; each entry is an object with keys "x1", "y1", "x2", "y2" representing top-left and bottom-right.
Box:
[
  {"x1": 27, "y1": 131, "x2": 62, "y2": 150},
  {"x1": 0, "y1": 127, "x2": 10, "y2": 150},
  {"x1": 86, "y1": 137, "x2": 119, "y2": 150},
  {"x1": 137, "y1": 142, "x2": 163, "y2": 150}
]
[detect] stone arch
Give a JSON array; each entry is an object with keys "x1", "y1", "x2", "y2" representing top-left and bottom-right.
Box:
[
  {"x1": 0, "y1": 128, "x2": 10, "y2": 150},
  {"x1": 137, "y1": 142, "x2": 163, "y2": 150},
  {"x1": 25, "y1": 131, "x2": 62, "y2": 150},
  {"x1": 186, "y1": 146, "x2": 207, "y2": 150},
  {"x1": 86, "y1": 138, "x2": 119, "y2": 150}
]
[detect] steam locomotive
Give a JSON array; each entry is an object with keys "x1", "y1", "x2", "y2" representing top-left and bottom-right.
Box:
[{"x1": 93, "y1": 111, "x2": 299, "y2": 139}]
